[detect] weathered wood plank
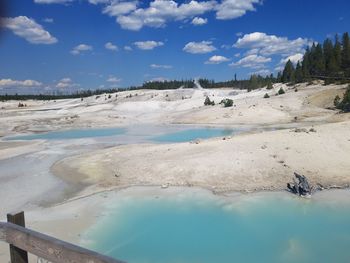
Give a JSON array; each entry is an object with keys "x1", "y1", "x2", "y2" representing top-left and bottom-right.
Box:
[
  {"x1": 7, "y1": 212, "x2": 29, "y2": 263},
  {"x1": 0, "y1": 222, "x2": 125, "y2": 263}
]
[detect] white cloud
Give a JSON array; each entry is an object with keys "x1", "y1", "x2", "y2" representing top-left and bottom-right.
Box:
[
  {"x1": 279, "y1": 53, "x2": 303, "y2": 65},
  {"x1": 134, "y1": 41, "x2": 164, "y2": 50},
  {"x1": 230, "y1": 54, "x2": 271, "y2": 69},
  {"x1": 150, "y1": 64, "x2": 173, "y2": 69},
  {"x1": 88, "y1": 0, "x2": 109, "y2": 4},
  {"x1": 215, "y1": 0, "x2": 260, "y2": 20},
  {"x1": 3, "y1": 16, "x2": 57, "y2": 44},
  {"x1": 205, "y1": 55, "x2": 230, "y2": 64},
  {"x1": 43, "y1": 18, "x2": 54, "y2": 23},
  {"x1": 110, "y1": 0, "x2": 216, "y2": 31},
  {"x1": 107, "y1": 76, "x2": 122, "y2": 83},
  {"x1": 235, "y1": 32, "x2": 311, "y2": 56},
  {"x1": 105, "y1": 42, "x2": 118, "y2": 51},
  {"x1": 0, "y1": 78, "x2": 42, "y2": 88},
  {"x1": 183, "y1": 41, "x2": 216, "y2": 54},
  {"x1": 149, "y1": 77, "x2": 168, "y2": 82},
  {"x1": 124, "y1": 45, "x2": 133, "y2": 51},
  {"x1": 191, "y1": 17, "x2": 208, "y2": 26},
  {"x1": 250, "y1": 69, "x2": 271, "y2": 76},
  {"x1": 34, "y1": 0, "x2": 263, "y2": 31},
  {"x1": 34, "y1": 0, "x2": 74, "y2": 3},
  {"x1": 103, "y1": 1, "x2": 138, "y2": 16},
  {"x1": 71, "y1": 44, "x2": 93, "y2": 55},
  {"x1": 56, "y1": 78, "x2": 79, "y2": 88}
]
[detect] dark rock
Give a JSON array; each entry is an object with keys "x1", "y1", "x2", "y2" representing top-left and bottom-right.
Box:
[{"x1": 287, "y1": 172, "x2": 312, "y2": 196}]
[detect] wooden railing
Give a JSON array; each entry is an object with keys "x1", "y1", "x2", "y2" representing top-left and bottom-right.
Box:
[{"x1": 0, "y1": 212, "x2": 125, "y2": 263}]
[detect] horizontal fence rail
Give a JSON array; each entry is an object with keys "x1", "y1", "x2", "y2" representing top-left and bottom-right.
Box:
[{"x1": 0, "y1": 212, "x2": 125, "y2": 263}]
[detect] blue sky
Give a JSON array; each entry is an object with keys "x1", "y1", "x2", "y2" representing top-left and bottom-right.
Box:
[{"x1": 0, "y1": 0, "x2": 349, "y2": 93}]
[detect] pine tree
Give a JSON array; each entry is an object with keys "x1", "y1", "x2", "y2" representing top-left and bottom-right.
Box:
[
  {"x1": 282, "y1": 60, "x2": 295, "y2": 83},
  {"x1": 341, "y1": 32, "x2": 350, "y2": 77},
  {"x1": 334, "y1": 34, "x2": 342, "y2": 73},
  {"x1": 302, "y1": 47, "x2": 311, "y2": 80},
  {"x1": 314, "y1": 43, "x2": 326, "y2": 76},
  {"x1": 323, "y1": 39, "x2": 335, "y2": 73},
  {"x1": 295, "y1": 62, "x2": 303, "y2": 83}
]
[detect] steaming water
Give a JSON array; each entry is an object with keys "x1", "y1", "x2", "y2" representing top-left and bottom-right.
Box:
[{"x1": 83, "y1": 191, "x2": 350, "y2": 263}]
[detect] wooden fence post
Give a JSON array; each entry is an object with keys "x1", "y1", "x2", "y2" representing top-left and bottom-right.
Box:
[{"x1": 7, "y1": 212, "x2": 29, "y2": 263}]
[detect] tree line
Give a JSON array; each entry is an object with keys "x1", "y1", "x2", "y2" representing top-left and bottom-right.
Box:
[{"x1": 281, "y1": 32, "x2": 350, "y2": 84}]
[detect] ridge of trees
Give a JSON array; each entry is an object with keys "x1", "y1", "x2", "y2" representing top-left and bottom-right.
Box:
[{"x1": 281, "y1": 32, "x2": 350, "y2": 84}]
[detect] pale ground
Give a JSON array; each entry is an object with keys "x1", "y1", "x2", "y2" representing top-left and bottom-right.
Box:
[{"x1": 0, "y1": 82, "x2": 350, "y2": 261}]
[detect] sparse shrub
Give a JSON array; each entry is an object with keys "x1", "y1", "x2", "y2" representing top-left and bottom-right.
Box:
[
  {"x1": 266, "y1": 82, "x2": 273, "y2": 90},
  {"x1": 295, "y1": 88, "x2": 298, "y2": 92},
  {"x1": 264, "y1": 93, "x2": 270, "y2": 99},
  {"x1": 334, "y1": 95, "x2": 341, "y2": 107},
  {"x1": 220, "y1": 98, "x2": 233, "y2": 107},
  {"x1": 204, "y1": 96, "x2": 215, "y2": 106},
  {"x1": 278, "y1": 88, "x2": 285, "y2": 95},
  {"x1": 335, "y1": 85, "x2": 350, "y2": 112},
  {"x1": 108, "y1": 94, "x2": 112, "y2": 99}
]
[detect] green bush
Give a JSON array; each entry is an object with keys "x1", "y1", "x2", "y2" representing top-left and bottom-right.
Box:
[
  {"x1": 264, "y1": 93, "x2": 270, "y2": 98},
  {"x1": 220, "y1": 98, "x2": 233, "y2": 107},
  {"x1": 266, "y1": 82, "x2": 273, "y2": 90},
  {"x1": 334, "y1": 95, "x2": 341, "y2": 107},
  {"x1": 278, "y1": 87, "x2": 285, "y2": 95},
  {"x1": 335, "y1": 85, "x2": 350, "y2": 112},
  {"x1": 204, "y1": 96, "x2": 215, "y2": 106}
]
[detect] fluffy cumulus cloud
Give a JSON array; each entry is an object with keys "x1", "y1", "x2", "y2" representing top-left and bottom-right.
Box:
[
  {"x1": 56, "y1": 78, "x2": 79, "y2": 88},
  {"x1": 230, "y1": 54, "x2": 271, "y2": 69},
  {"x1": 183, "y1": 41, "x2": 216, "y2": 54},
  {"x1": 107, "y1": 76, "x2": 122, "y2": 83},
  {"x1": 124, "y1": 45, "x2": 133, "y2": 51},
  {"x1": 3, "y1": 16, "x2": 57, "y2": 44},
  {"x1": 105, "y1": 42, "x2": 118, "y2": 51},
  {"x1": 279, "y1": 53, "x2": 304, "y2": 65},
  {"x1": 98, "y1": 0, "x2": 260, "y2": 31},
  {"x1": 250, "y1": 69, "x2": 271, "y2": 76},
  {"x1": 205, "y1": 55, "x2": 230, "y2": 64},
  {"x1": 215, "y1": 0, "x2": 260, "y2": 20},
  {"x1": 234, "y1": 32, "x2": 310, "y2": 57},
  {"x1": 33, "y1": 0, "x2": 262, "y2": 30},
  {"x1": 0, "y1": 78, "x2": 42, "y2": 88},
  {"x1": 134, "y1": 41, "x2": 164, "y2": 50},
  {"x1": 150, "y1": 64, "x2": 173, "y2": 69},
  {"x1": 191, "y1": 17, "x2": 208, "y2": 26},
  {"x1": 103, "y1": 1, "x2": 138, "y2": 16},
  {"x1": 71, "y1": 44, "x2": 93, "y2": 55}
]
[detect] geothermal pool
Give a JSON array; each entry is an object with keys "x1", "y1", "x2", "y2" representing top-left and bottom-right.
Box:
[
  {"x1": 83, "y1": 190, "x2": 350, "y2": 263},
  {"x1": 6, "y1": 125, "x2": 241, "y2": 143}
]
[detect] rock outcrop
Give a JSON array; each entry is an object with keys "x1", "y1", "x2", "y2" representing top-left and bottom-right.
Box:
[{"x1": 287, "y1": 172, "x2": 312, "y2": 196}]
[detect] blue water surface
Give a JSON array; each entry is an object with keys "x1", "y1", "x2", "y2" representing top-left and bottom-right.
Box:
[
  {"x1": 6, "y1": 127, "x2": 126, "y2": 140},
  {"x1": 6, "y1": 126, "x2": 239, "y2": 142},
  {"x1": 151, "y1": 128, "x2": 236, "y2": 143},
  {"x1": 84, "y1": 193, "x2": 350, "y2": 263}
]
